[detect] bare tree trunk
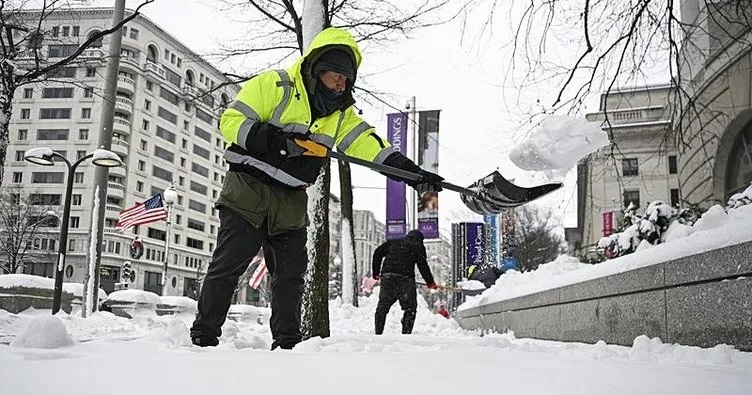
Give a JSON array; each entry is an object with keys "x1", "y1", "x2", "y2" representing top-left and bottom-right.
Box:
[
  {"x1": 339, "y1": 161, "x2": 358, "y2": 307},
  {"x1": 301, "y1": 163, "x2": 331, "y2": 339},
  {"x1": 0, "y1": 62, "x2": 14, "y2": 189},
  {"x1": 300, "y1": 0, "x2": 332, "y2": 340}
]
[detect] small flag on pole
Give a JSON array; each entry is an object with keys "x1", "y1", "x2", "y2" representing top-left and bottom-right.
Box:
[
  {"x1": 115, "y1": 193, "x2": 167, "y2": 232},
  {"x1": 249, "y1": 256, "x2": 267, "y2": 289}
]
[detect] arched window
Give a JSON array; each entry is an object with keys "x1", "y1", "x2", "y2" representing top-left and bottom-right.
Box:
[
  {"x1": 186, "y1": 70, "x2": 195, "y2": 86},
  {"x1": 147, "y1": 45, "x2": 158, "y2": 63},
  {"x1": 221, "y1": 93, "x2": 230, "y2": 108},
  {"x1": 87, "y1": 30, "x2": 103, "y2": 48},
  {"x1": 725, "y1": 121, "x2": 752, "y2": 196}
]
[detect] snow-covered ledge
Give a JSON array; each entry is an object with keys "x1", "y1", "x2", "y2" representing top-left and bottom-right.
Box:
[{"x1": 455, "y1": 240, "x2": 752, "y2": 351}]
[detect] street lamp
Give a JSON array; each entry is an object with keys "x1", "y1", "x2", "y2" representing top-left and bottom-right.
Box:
[
  {"x1": 24, "y1": 147, "x2": 123, "y2": 314},
  {"x1": 160, "y1": 183, "x2": 178, "y2": 295}
]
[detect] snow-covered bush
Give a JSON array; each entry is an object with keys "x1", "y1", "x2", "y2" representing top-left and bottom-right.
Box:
[{"x1": 598, "y1": 201, "x2": 688, "y2": 259}]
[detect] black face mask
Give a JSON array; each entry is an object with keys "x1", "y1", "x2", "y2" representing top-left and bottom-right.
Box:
[{"x1": 312, "y1": 82, "x2": 344, "y2": 118}]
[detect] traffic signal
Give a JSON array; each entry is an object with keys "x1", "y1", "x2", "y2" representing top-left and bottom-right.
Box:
[{"x1": 122, "y1": 261, "x2": 132, "y2": 282}]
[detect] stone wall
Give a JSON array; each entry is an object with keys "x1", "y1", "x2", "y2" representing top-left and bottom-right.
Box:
[
  {"x1": 0, "y1": 287, "x2": 74, "y2": 314},
  {"x1": 456, "y1": 241, "x2": 752, "y2": 351}
]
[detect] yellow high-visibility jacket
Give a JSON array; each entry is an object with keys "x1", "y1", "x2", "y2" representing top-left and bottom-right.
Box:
[{"x1": 219, "y1": 27, "x2": 396, "y2": 189}]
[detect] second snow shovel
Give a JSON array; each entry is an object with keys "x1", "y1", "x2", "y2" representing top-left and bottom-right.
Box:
[{"x1": 296, "y1": 139, "x2": 563, "y2": 214}]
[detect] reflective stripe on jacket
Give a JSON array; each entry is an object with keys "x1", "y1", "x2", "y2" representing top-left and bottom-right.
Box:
[{"x1": 219, "y1": 27, "x2": 395, "y2": 188}]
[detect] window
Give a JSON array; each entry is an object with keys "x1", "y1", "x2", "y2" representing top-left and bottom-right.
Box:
[
  {"x1": 23, "y1": 88, "x2": 33, "y2": 98},
  {"x1": 129, "y1": 28, "x2": 139, "y2": 39},
  {"x1": 15, "y1": 151, "x2": 24, "y2": 161},
  {"x1": 152, "y1": 166, "x2": 173, "y2": 181},
  {"x1": 136, "y1": 181, "x2": 144, "y2": 192},
  {"x1": 180, "y1": 157, "x2": 186, "y2": 167},
  {"x1": 138, "y1": 160, "x2": 146, "y2": 171},
  {"x1": 77, "y1": 150, "x2": 87, "y2": 160},
  {"x1": 182, "y1": 138, "x2": 188, "y2": 149},
  {"x1": 623, "y1": 190, "x2": 640, "y2": 208},
  {"x1": 178, "y1": 176, "x2": 185, "y2": 186},
  {"x1": 12, "y1": 172, "x2": 23, "y2": 183},
  {"x1": 20, "y1": 109, "x2": 30, "y2": 119},
  {"x1": 81, "y1": 108, "x2": 91, "y2": 119},
  {"x1": 42, "y1": 87, "x2": 73, "y2": 98},
  {"x1": 30, "y1": 194, "x2": 62, "y2": 205},
  {"x1": 183, "y1": 121, "x2": 189, "y2": 131},
  {"x1": 154, "y1": 146, "x2": 175, "y2": 162},
  {"x1": 151, "y1": 186, "x2": 164, "y2": 197},
  {"x1": 187, "y1": 218, "x2": 205, "y2": 231},
  {"x1": 621, "y1": 158, "x2": 639, "y2": 176},
  {"x1": 37, "y1": 129, "x2": 69, "y2": 140},
  {"x1": 52, "y1": 26, "x2": 60, "y2": 37},
  {"x1": 47, "y1": 45, "x2": 78, "y2": 58},
  {"x1": 164, "y1": 67, "x2": 181, "y2": 87},
  {"x1": 32, "y1": 172, "x2": 64, "y2": 184},
  {"x1": 72, "y1": 194, "x2": 82, "y2": 205},
  {"x1": 140, "y1": 139, "x2": 148, "y2": 151},
  {"x1": 142, "y1": 120, "x2": 150, "y2": 130},
  {"x1": 191, "y1": 163, "x2": 208, "y2": 177},
  {"x1": 86, "y1": 67, "x2": 97, "y2": 77},
  {"x1": 68, "y1": 239, "x2": 76, "y2": 252},
  {"x1": 159, "y1": 87, "x2": 179, "y2": 105},
  {"x1": 190, "y1": 181, "x2": 207, "y2": 195},
  {"x1": 39, "y1": 108, "x2": 71, "y2": 119},
  {"x1": 175, "y1": 214, "x2": 182, "y2": 225},
  {"x1": 668, "y1": 155, "x2": 678, "y2": 174},
  {"x1": 192, "y1": 144, "x2": 210, "y2": 159},
  {"x1": 210, "y1": 225, "x2": 215, "y2": 235},
  {"x1": 186, "y1": 237, "x2": 204, "y2": 250},
  {"x1": 171, "y1": 53, "x2": 176, "y2": 64},
  {"x1": 188, "y1": 199, "x2": 206, "y2": 213},
  {"x1": 74, "y1": 172, "x2": 84, "y2": 183},
  {"x1": 174, "y1": 234, "x2": 180, "y2": 244},
  {"x1": 72, "y1": 26, "x2": 80, "y2": 37},
  {"x1": 195, "y1": 126, "x2": 211, "y2": 142},
  {"x1": 146, "y1": 80, "x2": 153, "y2": 91},
  {"x1": 158, "y1": 106, "x2": 177, "y2": 124},
  {"x1": 62, "y1": 26, "x2": 70, "y2": 37},
  {"x1": 144, "y1": 99, "x2": 152, "y2": 111},
  {"x1": 18, "y1": 129, "x2": 28, "y2": 140},
  {"x1": 196, "y1": 108, "x2": 213, "y2": 124},
  {"x1": 164, "y1": 49, "x2": 170, "y2": 60},
  {"x1": 178, "y1": 196, "x2": 184, "y2": 205},
  {"x1": 79, "y1": 129, "x2": 89, "y2": 139},
  {"x1": 84, "y1": 87, "x2": 94, "y2": 98},
  {"x1": 212, "y1": 190, "x2": 218, "y2": 199},
  {"x1": 670, "y1": 189, "x2": 680, "y2": 207},
  {"x1": 70, "y1": 217, "x2": 80, "y2": 229},
  {"x1": 156, "y1": 126, "x2": 176, "y2": 143},
  {"x1": 148, "y1": 228, "x2": 166, "y2": 241}
]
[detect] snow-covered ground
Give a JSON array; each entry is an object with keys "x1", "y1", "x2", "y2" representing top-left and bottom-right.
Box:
[{"x1": 1, "y1": 292, "x2": 750, "y2": 394}]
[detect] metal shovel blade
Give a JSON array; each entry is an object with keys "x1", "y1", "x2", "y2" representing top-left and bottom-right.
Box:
[{"x1": 460, "y1": 171, "x2": 563, "y2": 215}]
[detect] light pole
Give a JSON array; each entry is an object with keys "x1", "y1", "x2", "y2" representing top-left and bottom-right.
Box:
[
  {"x1": 24, "y1": 147, "x2": 123, "y2": 314},
  {"x1": 160, "y1": 183, "x2": 178, "y2": 295}
]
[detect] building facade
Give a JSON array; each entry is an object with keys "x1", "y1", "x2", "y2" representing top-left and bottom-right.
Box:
[
  {"x1": 3, "y1": 8, "x2": 238, "y2": 296},
  {"x1": 569, "y1": 84, "x2": 676, "y2": 254},
  {"x1": 677, "y1": 1, "x2": 752, "y2": 206},
  {"x1": 352, "y1": 209, "x2": 385, "y2": 279}
]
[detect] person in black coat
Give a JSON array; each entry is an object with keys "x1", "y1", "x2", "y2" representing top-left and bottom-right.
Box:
[{"x1": 372, "y1": 229, "x2": 437, "y2": 335}]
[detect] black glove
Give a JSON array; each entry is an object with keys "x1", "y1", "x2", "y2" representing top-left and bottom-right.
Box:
[
  {"x1": 382, "y1": 152, "x2": 443, "y2": 193},
  {"x1": 267, "y1": 131, "x2": 327, "y2": 158}
]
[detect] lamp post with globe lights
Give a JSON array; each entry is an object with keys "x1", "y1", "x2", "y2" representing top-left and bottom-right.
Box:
[
  {"x1": 24, "y1": 147, "x2": 123, "y2": 314},
  {"x1": 160, "y1": 183, "x2": 178, "y2": 295}
]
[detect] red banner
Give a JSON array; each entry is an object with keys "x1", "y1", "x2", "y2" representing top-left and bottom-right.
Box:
[{"x1": 602, "y1": 211, "x2": 614, "y2": 236}]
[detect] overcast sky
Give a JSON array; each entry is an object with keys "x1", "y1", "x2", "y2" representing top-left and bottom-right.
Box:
[{"x1": 85, "y1": 0, "x2": 640, "y2": 237}]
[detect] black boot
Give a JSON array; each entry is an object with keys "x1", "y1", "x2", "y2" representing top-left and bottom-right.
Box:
[{"x1": 375, "y1": 309, "x2": 387, "y2": 335}]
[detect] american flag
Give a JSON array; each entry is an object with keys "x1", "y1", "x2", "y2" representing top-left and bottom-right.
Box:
[
  {"x1": 115, "y1": 193, "x2": 167, "y2": 232},
  {"x1": 249, "y1": 256, "x2": 267, "y2": 289}
]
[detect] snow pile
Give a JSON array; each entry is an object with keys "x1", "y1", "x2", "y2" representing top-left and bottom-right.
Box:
[
  {"x1": 107, "y1": 289, "x2": 162, "y2": 305},
  {"x1": 629, "y1": 336, "x2": 735, "y2": 365},
  {"x1": 160, "y1": 296, "x2": 197, "y2": 310},
  {"x1": 62, "y1": 283, "x2": 108, "y2": 301},
  {"x1": 0, "y1": 274, "x2": 56, "y2": 289},
  {"x1": 9, "y1": 316, "x2": 74, "y2": 349},
  {"x1": 726, "y1": 183, "x2": 752, "y2": 209},
  {"x1": 457, "y1": 280, "x2": 486, "y2": 290},
  {"x1": 510, "y1": 115, "x2": 608, "y2": 175}
]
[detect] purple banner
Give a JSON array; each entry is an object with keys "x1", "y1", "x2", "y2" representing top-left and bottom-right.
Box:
[
  {"x1": 466, "y1": 222, "x2": 485, "y2": 267},
  {"x1": 386, "y1": 112, "x2": 408, "y2": 239},
  {"x1": 417, "y1": 110, "x2": 440, "y2": 239}
]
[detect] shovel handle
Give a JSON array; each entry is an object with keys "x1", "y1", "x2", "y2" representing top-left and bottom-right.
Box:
[{"x1": 328, "y1": 150, "x2": 481, "y2": 198}]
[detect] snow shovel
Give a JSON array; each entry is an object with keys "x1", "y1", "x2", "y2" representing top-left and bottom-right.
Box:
[
  {"x1": 296, "y1": 139, "x2": 563, "y2": 214},
  {"x1": 325, "y1": 150, "x2": 562, "y2": 215}
]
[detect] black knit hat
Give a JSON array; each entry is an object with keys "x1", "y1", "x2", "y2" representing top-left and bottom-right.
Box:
[{"x1": 313, "y1": 48, "x2": 355, "y2": 80}]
